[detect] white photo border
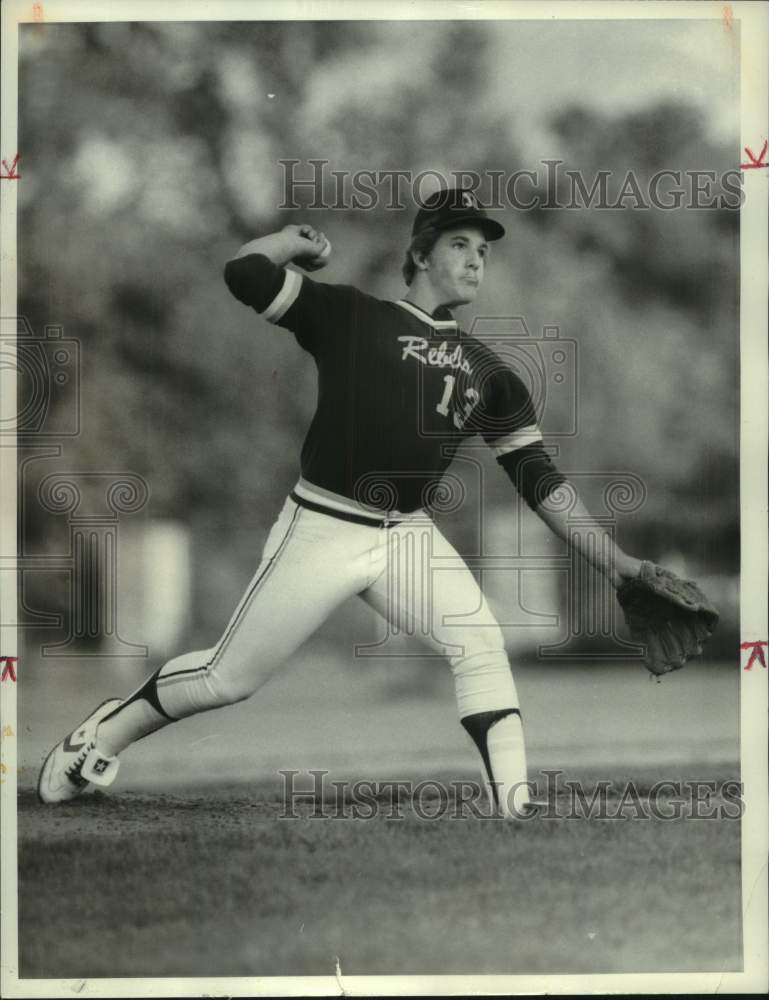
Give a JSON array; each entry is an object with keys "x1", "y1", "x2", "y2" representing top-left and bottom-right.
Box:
[{"x1": 1, "y1": 1, "x2": 766, "y2": 996}]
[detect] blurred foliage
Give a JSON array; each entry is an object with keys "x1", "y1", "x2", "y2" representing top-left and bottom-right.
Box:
[{"x1": 17, "y1": 22, "x2": 739, "y2": 645}]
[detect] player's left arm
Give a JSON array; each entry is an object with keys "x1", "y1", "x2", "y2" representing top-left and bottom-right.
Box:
[
  {"x1": 480, "y1": 362, "x2": 641, "y2": 588},
  {"x1": 482, "y1": 359, "x2": 718, "y2": 671},
  {"x1": 495, "y1": 438, "x2": 641, "y2": 587},
  {"x1": 531, "y1": 489, "x2": 642, "y2": 587}
]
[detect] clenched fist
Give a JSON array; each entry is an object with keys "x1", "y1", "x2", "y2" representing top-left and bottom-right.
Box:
[{"x1": 283, "y1": 223, "x2": 332, "y2": 272}]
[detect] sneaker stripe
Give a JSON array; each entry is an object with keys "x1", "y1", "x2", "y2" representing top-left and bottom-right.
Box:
[
  {"x1": 37, "y1": 699, "x2": 122, "y2": 804},
  {"x1": 62, "y1": 732, "x2": 87, "y2": 753}
]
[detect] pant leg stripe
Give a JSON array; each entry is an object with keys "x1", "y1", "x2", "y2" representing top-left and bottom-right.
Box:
[{"x1": 157, "y1": 504, "x2": 303, "y2": 686}]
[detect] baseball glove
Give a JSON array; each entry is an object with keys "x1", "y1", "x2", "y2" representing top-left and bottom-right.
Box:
[{"x1": 616, "y1": 561, "x2": 719, "y2": 676}]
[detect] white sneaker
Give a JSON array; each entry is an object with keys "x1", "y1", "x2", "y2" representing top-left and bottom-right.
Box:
[{"x1": 37, "y1": 699, "x2": 122, "y2": 804}]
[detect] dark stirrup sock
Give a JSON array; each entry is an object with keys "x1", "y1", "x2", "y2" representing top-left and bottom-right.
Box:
[{"x1": 461, "y1": 708, "x2": 530, "y2": 815}]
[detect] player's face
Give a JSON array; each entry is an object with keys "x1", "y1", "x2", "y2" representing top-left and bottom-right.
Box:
[{"x1": 423, "y1": 227, "x2": 489, "y2": 307}]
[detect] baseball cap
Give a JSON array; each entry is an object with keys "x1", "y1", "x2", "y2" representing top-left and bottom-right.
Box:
[{"x1": 411, "y1": 187, "x2": 505, "y2": 241}]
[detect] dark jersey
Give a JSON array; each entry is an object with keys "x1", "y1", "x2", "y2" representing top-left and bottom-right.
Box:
[{"x1": 224, "y1": 254, "x2": 545, "y2": 513}]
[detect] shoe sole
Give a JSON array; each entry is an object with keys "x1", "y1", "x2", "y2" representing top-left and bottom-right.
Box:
[{"x1": 36, "y1": 698, "x2": 122, "y2": 805}]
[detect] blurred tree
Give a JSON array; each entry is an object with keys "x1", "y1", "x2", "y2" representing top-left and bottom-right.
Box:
[{"x1": 17, "y1": 21, "x2": 739, "y2": 651}]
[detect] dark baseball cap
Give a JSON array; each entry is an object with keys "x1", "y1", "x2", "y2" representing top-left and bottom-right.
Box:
[{"x1": 412, "y1": 187, "x2": 505, "y2": 241}]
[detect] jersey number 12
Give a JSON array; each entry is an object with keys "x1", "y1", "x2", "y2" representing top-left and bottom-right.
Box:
[{"x1": 436, "y1": 375, "x2": 480, "y2": 430}]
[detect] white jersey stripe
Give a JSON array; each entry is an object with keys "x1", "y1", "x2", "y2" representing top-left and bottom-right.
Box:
[
  {"x1": 262, "y1": 268, "x2": 302, "y2": 323},
  {"x1": 394, "y1": 299, "x2": 458, "y2": 330},
  {"x1": 294, "y1": 477, "x2": 421, "y2": 520},
  {"x1": 489, "y1": 424, "x2": 543, "y2": 457}
]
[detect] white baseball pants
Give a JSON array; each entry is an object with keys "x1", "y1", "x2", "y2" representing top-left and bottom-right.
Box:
[{"x1": 153, "y1": 495, "x2": 521, "y2": 724}]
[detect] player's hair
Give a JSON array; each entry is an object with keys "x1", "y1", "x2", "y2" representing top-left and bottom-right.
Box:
[{"x1": 402, "y1": 227, "x2": 441, "y2": 286}]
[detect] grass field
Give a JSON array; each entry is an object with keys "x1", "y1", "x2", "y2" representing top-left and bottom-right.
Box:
[{"x1": 17, "y1": 772, "x2": 742, "y2": 979}]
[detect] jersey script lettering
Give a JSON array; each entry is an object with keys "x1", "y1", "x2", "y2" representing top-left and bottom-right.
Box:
[{"x1": 398, "y1": 335, "x2": 473, "y2": 374}]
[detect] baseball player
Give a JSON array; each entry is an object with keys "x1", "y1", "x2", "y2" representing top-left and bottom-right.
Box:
[{"x1": 38, "y1": 187, "x2": 712, "y2": 816}]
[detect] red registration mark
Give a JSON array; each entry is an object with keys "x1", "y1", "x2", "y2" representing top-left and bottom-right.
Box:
[
  {"x1": 0, "y1": 154, "x2": 20, "y2": 180},
  {"x1": 0, "y1": 656, "x2": 17, "y2": 682},
  {"x1": 741, "y1": 140, "x2": 768, "y2": 171},
  {"x1": 740, "y1": 641, "x2": 768, "y2": 671}
]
